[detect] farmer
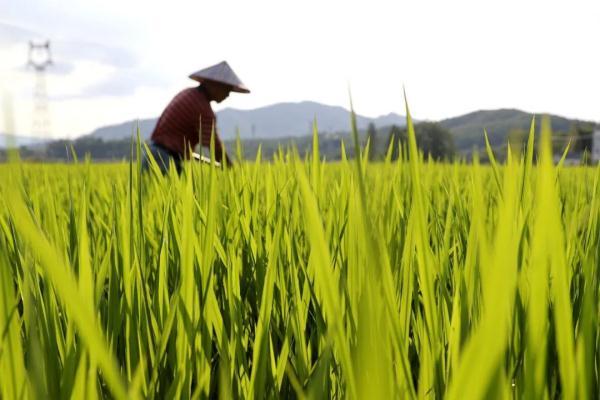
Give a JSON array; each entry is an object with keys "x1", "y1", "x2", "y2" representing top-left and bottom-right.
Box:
[{"x1": 143, "y1": 61, "x2": 250, "y2": 173}]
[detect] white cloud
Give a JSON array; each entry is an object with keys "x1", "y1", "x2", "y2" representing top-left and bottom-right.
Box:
[{"x1": 1, "y1": 0, "x2": 599, "y2": 138}]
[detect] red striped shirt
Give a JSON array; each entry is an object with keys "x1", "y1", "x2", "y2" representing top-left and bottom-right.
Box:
[{"x1": 150, "y1": 86, "x2": 225, "y2": 159}]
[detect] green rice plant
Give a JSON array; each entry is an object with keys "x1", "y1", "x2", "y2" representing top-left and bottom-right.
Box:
[{"x1": 0, "y1": 112, "x2": 599, "y2": 399}]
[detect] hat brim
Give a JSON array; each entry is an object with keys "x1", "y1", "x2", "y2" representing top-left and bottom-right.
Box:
[{"x1": 189, "y1": 76, "x2": 250, "y2": 94}]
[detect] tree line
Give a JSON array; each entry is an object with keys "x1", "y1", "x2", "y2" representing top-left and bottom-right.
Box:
[{"x1": 0, "y1": 122, "x2": 457, "y2": 162}]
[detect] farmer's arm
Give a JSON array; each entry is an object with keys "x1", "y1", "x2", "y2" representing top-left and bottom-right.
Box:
[
  {"x1": 199, "y1": 115, "x2": 233, "y2": 166},
  {"x1": 214, "y1": 135, "x2": 234, "y2": 166}
]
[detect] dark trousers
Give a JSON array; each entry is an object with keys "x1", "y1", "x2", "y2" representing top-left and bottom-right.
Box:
[{"x1": 141, "y1": 142, "x2": 182, "y2": 174}]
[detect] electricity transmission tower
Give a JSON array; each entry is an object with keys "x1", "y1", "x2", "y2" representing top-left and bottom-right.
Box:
[{"x1": 28, "y1": 40, "x2": 53, "y2": 138}]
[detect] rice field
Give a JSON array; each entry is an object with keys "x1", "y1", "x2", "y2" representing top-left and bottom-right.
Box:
[{"x1": 1, "y1": 111, "x2": 599, "y2": 399}]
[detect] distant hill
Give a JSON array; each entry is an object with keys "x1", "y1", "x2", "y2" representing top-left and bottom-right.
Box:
[
  {"x1": 439, "y1": 109, "x2": 595, "y2": 151},
  {"x1": 86, "y1": 119, "x2": 158, "y2": 142},
  {"x1": 85, "y1": 101, "x2": 406, "y2": 141},
  {"x1": 216, "y1": 102, "x2": 406, "y2": 139},
  {"x1": 8, "y1": 106, "x2": 597, "y2": 162},
  {"x1": 0, "y1": 133, "x2": 48, "y2": 148}
]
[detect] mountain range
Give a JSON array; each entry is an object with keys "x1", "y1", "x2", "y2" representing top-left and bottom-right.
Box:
[
  {"x1": 438, "y1": 109, "x2": 592, "y2": 150},
  {"x1": 86, "y1": 101, "x2": 407, "y2": 142},
  {"x1": 4, "y1": 102, "x2": 597, "y2": 154}
]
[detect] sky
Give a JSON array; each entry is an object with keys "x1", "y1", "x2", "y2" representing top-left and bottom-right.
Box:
[{"x1": 0, "y1": 0, "x2": 599, "y2": 139}]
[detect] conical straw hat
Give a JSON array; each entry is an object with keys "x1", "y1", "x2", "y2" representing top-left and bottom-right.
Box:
[{"x1": 189, "y1": 61, "x2": 250, "y2": 93}]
